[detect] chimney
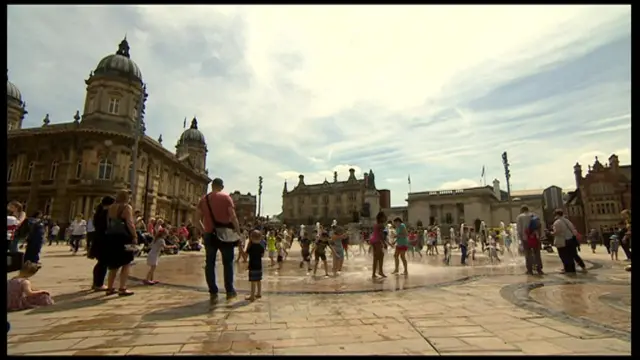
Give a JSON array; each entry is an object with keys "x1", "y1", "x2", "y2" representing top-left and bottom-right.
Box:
[
  {"x1": 609, "y1": 154, "x2": 619, "y2": 171},
  {"x1": 333, "y1": 171, "x2": 338, "y2": 183},
  {"x1": 492, "y1": 179, "x2": 501, "y2": 199},
  {"x1": 282, "y1": 180, "x2": 288, "y2": 194},
  {"x1": 573, "y1": 163, "x2": 582, "y2": 188},
  {"x1": 297, "y1": 174, "x2": 305, "y2": 186}
]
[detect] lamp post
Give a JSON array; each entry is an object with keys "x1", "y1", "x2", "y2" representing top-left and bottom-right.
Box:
[
  {"x1": 502, "y1": 151, "x2": 513, "y2": 223},
  {"x1": 130, "y1": 85, "x2": 148, "y2": 207},
  {"x1": 257, "y1": 176, "x2": 263, "y2": 217}
]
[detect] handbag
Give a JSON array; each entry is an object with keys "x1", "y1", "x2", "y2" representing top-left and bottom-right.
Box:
[
  {"x1": 105, "y1": 206, "x2": 134, "y2": 250},
  {"x1": 204, "y1": 194, "x2": 238, "y2": 244},
  {"x1": 7, "y1": 251, "x2": 24, "y2": 273}
]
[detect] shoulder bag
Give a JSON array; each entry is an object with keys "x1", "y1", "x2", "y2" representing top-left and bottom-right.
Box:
[{"x1": 204, "y1": 193, "x2": 239, "y2": 244}]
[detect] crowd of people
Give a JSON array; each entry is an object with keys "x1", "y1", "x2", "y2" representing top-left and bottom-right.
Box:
[{"x1": 7, "y1": 177, "x2": 632, "y2": 314}]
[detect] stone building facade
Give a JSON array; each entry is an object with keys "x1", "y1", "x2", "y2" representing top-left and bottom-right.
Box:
[
  {"x1": 406, "y1": 179, "x2": 545, "y2": 229},
  {"x1": 7, "y1": 38, "x2": 211, "y2": 226},
  {"x1": 282, "y1": 169, "x2": 380, "y2": 226},
  {"x1": 230, "y1": 191, "x2": 257, "y2": 224},
  {"x1": 565, "y1": 155, "x2": 631, "y2": 235}
]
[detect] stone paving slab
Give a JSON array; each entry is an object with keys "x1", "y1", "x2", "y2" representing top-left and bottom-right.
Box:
[{"x1": 7, "y1": 245, "x2": 631, "y2": 355}]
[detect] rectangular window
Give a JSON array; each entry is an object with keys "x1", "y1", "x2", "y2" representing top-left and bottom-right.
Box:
[{"x1": 108, "y1": 98, "x2": 120, "y2": 115}]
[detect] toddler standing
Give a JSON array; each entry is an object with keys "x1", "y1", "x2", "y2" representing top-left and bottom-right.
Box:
[
  {"x1": 144, "y1": 228, "x2": 168, "y2": 285},
  {"x1": 610, "y1": 235, "x2": 620, "y2": 261},
  {"x1": 246, "y1": 230, "x2": 265, "y2": 301}
]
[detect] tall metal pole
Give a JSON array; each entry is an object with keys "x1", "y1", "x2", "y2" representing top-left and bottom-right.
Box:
[
  {"x1": 257, "y1": 176, "x2": 263, "y2": 218},
  {"x1": 502, "y1": 151, "x2": 513, "y2": 223},
  {"x1": 130, "y1": 87, "x2": 146, "y2": 207}
]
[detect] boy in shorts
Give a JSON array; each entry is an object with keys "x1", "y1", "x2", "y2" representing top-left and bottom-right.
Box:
[
  {"x1": 312, "y1": 232, "x2": 332, "y2": 277},
  {"x1": 610, "y1": 234, "x2": 620, "y2": 261},
  {"x1": 245, "y1": 230, "x2": 265, "y2": 301},
  {"x1": 299, "y1": 235, "x2": 312, "y2": 273}
]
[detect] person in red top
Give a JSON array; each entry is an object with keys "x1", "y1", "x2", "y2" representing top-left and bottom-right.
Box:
[{"x1": 195, "y1": 178, "x2": 241, "y2": 304}]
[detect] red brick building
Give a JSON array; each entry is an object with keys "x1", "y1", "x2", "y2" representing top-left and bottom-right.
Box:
[
  {"x1": 565, "y1": 154, "x2": 631, "y2": 236},
  {"x1": 230, "y1": 191, "x2": 257, "y2": 224}
]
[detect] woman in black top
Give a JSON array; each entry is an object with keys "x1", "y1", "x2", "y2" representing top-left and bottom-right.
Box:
[{"x1": 90, "y1": 196, "x2": 115, "y2": 291}]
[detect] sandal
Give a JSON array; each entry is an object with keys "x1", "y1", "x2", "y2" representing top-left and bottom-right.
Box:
[
  {"x1": 118, "y1": 289, "x2": 134, "y2": 297},
  {"x1": 105, "y1": 288, "x2": 117, "y2": 296}
]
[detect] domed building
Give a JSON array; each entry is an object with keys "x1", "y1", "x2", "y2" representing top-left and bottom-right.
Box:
[{"x1": 7, "y1": 38, "x2": 211, "y2": 226}]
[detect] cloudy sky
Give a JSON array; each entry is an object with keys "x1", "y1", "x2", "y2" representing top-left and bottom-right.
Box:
[{"x1": 8, "y1": 5, "x2": 630, "y2": 215}]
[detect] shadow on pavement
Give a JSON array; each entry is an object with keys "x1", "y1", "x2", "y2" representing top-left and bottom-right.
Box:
[{"x1": 141, "y1": 299, "x2": 251, "y2": 322}]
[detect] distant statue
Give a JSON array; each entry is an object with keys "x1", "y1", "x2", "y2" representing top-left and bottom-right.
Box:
[{"x1": 368, "y1": 171, "x2": 376, "y2": 189}]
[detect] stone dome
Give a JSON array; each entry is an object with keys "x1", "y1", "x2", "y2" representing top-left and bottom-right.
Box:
[
  {"x1": 94, "y1": 38, "x2": 142, "y2": 82},
  {"x1": 7, "y1": 72, "x2": 22, "y2": 102},
  {"x1": 179, "y1": 117, "x2": 206, "y2": 145}
]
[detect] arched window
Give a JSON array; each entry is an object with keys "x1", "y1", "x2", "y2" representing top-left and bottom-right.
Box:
[
  {"x1": 26, "y1": 162, "x2": 35, "y2": 181},
  {"x1": 7, "y1": 163, "x2": 14, "y2": 182},
  {"x1": 108, "y1": 98, "x2": 120, "y2": 115},
  {"x1": 75, "y1": 160, "x2": 83, "y2": 179},
  {"x1": 50, "y1": 161, "x2": 59, "y2": 180},
  {"x1": 98, "y1": 159, "x2": 113, "y2": 180}
]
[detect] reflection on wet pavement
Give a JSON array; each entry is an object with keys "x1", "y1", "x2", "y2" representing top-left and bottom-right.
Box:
[
  {"x1": 130, "y1": 251, "x2": 564, "y2": 293},
  {"x1": 8, "y1": 246, "x2": 631, "y2": 356}
]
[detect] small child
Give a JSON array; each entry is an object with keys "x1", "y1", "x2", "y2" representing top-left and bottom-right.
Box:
[
  {"x1": 331, "y1": 227, "x2": 346, "y2": 276},
  {"x1": 487, "y1": 235, "x2": 501, "y2": 263},
  {"x1": 312, "y1": 232, "x2": 332, "y2": 277},
  {"x1": 276, "y1": 239, "x2": 286, "y2": 271},
  {"x1": 235, "y1": 231, "x2": 248, "y2": 263},
  {"x1": 246, "y1": 230, "x2": 265, "y2": 301},
  {"x1": 443, "y1": 241, "x2": 452, "y2": 265},
  {"x1": 468, "y1": 237, "x2": 476, "y2": 262},
  {"x1": 266, "y1": 232, "x2": 277, "y2": 266},
  {"x1": 610, "y1": 234, "x2": 620, "y2": 261},
  {"x1": 299, "y1": 235, "x2": 312, "y2": 273},
  {"x1": 7, "y1": 261, "x2": 54, "y2": 312},
  {"x1": 144, "y1": 228, "x2": 168, "y2": 285}
]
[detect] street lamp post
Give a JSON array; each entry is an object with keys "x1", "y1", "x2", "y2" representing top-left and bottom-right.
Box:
[
  {"x1": 130, "y1": 85, "x2": 148, "y2": 208},
  {"x1": 257, "y1": 176, "x2": 263, "y2": 218},
  {"x1": 502, "y1": 151, "x2": 513, "y2": 223}
]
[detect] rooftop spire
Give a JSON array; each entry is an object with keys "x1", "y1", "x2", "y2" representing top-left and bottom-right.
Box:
[
  {"x1": 190, "y1": 117, "x2": 198, "y2": 129},
  {"x1": 116, "y1": 37, "x2": 131, "y2": 58}
]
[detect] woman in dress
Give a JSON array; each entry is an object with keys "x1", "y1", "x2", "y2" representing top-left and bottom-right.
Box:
[{"x1": 103, "y1": 190, "x2": 138, "y2": 296}]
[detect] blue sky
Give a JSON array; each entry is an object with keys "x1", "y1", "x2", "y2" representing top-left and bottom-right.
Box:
[{"x1": 8, "y1": 5, "x2": 630, "y2": 215}]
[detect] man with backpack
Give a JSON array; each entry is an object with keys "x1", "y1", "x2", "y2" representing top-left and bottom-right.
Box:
[{"x1": 516, "y1": 205, "x2": 544, "y2": 275}]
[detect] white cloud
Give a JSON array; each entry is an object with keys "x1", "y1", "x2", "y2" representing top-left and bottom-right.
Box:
[{"x1": 7, "y1": 5, "x2": 631, "y2": 215}]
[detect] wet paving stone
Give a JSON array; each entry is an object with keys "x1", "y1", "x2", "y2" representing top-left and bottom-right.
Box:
[{"x1": 7, "y1": 246, "x2": 631, "y2": 356}]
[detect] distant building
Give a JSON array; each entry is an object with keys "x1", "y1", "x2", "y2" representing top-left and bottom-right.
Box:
[
  {"x1": 230, "y1": 191, "x2": 257, "y2": 224},
  {"x1": 406, "y1": 179, "x2": 544, "y2": 228},
  {"x1": 541, "y1": 186, "x2": 564, "y2": 227},
  {"x1": 282, "y1": 169, "x2": 380, "y2": 226},
  {"x1": 565, "y1": 155, "x2": 631, "y2": 235}
]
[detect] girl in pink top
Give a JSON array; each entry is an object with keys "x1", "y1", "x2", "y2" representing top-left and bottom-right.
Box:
[
  {"x1": 370, "y1": 211, "x2": 388, "y2": 279},
  {"x1": 7, "y1": 261, "x2": 54, "y2": 312}
]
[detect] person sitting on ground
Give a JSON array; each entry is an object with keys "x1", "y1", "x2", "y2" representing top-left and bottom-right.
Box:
[{"x1": 7, "y1": 261, "x2": 54, "y2": 312}]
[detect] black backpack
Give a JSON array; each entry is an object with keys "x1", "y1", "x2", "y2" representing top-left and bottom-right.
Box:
[{"x1": 14, "y1": 220, "x2": 31, "y2": 240}]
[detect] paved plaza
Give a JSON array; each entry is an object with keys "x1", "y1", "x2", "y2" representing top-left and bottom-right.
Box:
[{"x1": 8, "y1": 245, "x2": 631, "y2": 355}]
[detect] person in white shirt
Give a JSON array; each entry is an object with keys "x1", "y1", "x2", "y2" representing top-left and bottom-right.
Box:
[
  {"x1": 69, "y1": 214, "x2": 87, "y2": 254},
  {"x1": 48, "y1": 223, "x2": 60, "y2": 246}
]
